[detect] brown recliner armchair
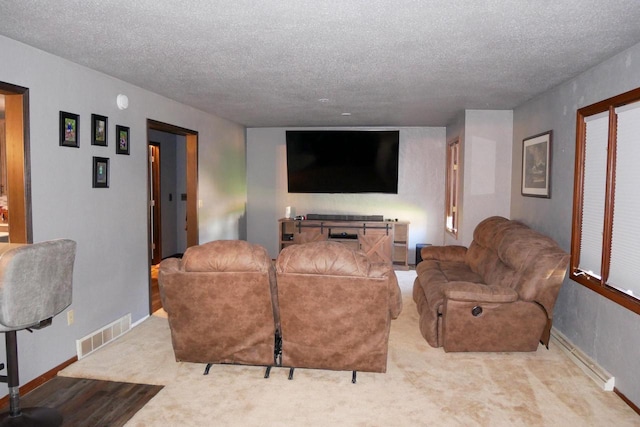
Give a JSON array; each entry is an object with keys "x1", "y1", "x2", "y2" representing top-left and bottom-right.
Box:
[
  {"x1": 413, "y1": 216, "x2": 570, "y2": 352},
  {"x1": 275, "y1": 241, "x2": 402, "y2": 382},
  {"x1": 159, "y1": 240, "x2": 280, "y2": 373}
]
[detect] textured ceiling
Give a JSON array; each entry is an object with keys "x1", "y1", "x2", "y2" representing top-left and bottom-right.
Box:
[{"x1": 1, "y1": 1, "x2": 640, "y2": 127}]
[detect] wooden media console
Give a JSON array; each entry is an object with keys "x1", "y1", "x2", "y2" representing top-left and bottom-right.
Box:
[{"x1": 278, "y1": 218, "x2": 409, "y2": 269}]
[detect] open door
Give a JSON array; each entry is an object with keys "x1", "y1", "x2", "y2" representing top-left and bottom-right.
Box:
[
  {"x1": 147, "y1": 119, "x2": 198, "y2": 314},
  {"x1": 148, "y1": 143, "x2": 161, "y2": 265},
  {"x1": 0, "y1": 81, "x2": 32, "y2": 244}
]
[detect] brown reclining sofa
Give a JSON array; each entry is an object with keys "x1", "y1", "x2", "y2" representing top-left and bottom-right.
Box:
[{"x1": 413, "y1": 216, "x2": 569, "y2": 352}]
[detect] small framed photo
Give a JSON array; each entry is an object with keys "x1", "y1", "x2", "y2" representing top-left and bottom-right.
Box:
[
  {"x1": 91, "y1": 114, "x2": 108, "y2": 146},
  {"x1": 116, "y1": 125, "x2": 130, "y2": 155},
  {"x1": 521, "y1": 130, "x2": 552, "y2": 198},
  {"x1": 59, "y1": 111, "x2": 79, "y2": 147},
  {"x1": 93, "y1": 156, "x2": 109, "y2": 188}
]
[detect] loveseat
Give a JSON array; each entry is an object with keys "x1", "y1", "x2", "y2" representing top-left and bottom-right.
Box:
[
  {"x1": 158, "y1": 240, "x2": 280, "y2": 368},
  {"x1": 413, "y1": 216, "x2": 569, "y2": 352},
  {"x1": 276, "y1": 241, "x2": 403, "y2": 374}
]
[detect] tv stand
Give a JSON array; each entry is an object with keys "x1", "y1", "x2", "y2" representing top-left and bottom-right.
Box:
[{"x1": 278, "y1": 218, "x2": 409, "y2": 269}]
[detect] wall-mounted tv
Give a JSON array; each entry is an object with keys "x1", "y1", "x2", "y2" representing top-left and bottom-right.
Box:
[{"x1": 286, "y1": 130, "x2": 399, "y2": 194}]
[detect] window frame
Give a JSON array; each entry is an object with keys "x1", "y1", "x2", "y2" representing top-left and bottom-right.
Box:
[
  {"x1": 445, "y1": 138, "x2": 460, "y2": 237},
  {"x1": 571, "y1": 87, "x2": 640, "y2": 315}
]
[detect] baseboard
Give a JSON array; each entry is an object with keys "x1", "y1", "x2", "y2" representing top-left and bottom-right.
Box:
[
  {"x1": 550, "y1": 327, "x2": 615, "y2": 391},
  {"x1": 0, "y1": 356, "x2": 77, "y2": 408},
  {"x1": 614, "y1": 387, "x2": 640, "y2": 415},
  {"x1": 76, "y1": 314, "x2": 132, "y2": 360}
]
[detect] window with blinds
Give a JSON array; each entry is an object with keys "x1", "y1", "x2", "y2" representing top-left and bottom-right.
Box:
[{"x1": 571, "y1": 87, "x2": 640, "y2": 314}]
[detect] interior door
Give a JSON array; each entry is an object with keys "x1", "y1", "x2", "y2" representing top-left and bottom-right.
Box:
[
  {"x1": 0, "y1": 82, "x2": 31, "y2": 244},
  {"x1": 148, "y1": 144, "x2": 161, "y2": 264}
]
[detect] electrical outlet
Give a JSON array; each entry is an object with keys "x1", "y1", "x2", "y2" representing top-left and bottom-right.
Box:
[{"x1": 67, "y1": 309, "x2": 74, "y2": 325}]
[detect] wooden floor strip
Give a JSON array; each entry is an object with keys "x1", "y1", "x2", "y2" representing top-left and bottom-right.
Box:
[{"x1": 0, "y1": 376, "x2": 163, "y2": 427}]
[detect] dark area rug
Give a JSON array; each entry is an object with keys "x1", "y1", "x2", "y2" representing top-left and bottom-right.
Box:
[{"x1": 0, "y1": 376, "x2": 163, "y2": 426}]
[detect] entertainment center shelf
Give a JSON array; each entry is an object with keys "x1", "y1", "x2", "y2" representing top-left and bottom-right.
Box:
[{"x1": 278, "y1": 218, "x2": 409, "y2": 270}]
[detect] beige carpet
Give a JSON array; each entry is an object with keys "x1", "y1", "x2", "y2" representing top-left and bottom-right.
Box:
[{"x1": 59, "y1": 271, "x2": 638, "y2": 426}]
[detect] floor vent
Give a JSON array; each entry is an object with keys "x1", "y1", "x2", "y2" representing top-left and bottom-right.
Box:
[
  {"x1": 551, "y1": 327, "x2": 614, "y2": 391},
  {"x1": 76, "y1": 314, "x2": 132, "y2": 360}
]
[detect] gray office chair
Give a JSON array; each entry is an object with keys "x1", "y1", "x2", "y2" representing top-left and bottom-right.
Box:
[{"x1": 0, "y1": 240, "x2": 76, "y2": 427}]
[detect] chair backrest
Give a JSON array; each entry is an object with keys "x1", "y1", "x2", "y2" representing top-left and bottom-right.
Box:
[{"x1": 0, "y1": 239, "x2": 76, "y2": 331}]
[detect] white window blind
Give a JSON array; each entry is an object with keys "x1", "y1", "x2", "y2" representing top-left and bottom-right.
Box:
[
  {"x1": 579, "y1": 112, "x2": 609, "y2": 278},
  {"x1": 609, "y1": 101, "x2": 640, "y2": 298}
]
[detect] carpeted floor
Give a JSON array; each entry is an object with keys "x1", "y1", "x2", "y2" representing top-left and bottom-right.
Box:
[{"x1": 59, "y1": 271, "x2": 638, "y2": 426}]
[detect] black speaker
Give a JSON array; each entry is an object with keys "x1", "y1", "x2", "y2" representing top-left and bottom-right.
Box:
[{"x1": 415, "y1": 243, "x2": 431, "y2": 266}]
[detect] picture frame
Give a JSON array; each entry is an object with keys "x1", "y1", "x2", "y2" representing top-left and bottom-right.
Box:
[
  {"x1": 92, "y1": 156, "x2": 109, "y2": 188},
  {"x1": 59, "y1": 111, "x2": 79, "y2": 147},
  {"x1": 116, "y1": 125, "x2": 130, "y2": 155},
  {"x1": 521, "y1": 130, "x2": 552, "y2": 198},
  {"x1": 91, "y1": 114, "x2": 108, "y2": 146}
]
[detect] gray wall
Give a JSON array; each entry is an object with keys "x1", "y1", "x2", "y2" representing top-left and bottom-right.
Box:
[
  {"x1": 246, "y1": 127, "x2": 446, "y2": 261},
  {"x1": 511, "y1": 41, "x2": 640, "y2": 405},
  {"x1": 159, "y1": 133, "x2": 179, "y2": 257},
  {"x1": 445, "y1": 110, "x2": 513, "y2": 246},
  {"x1": 0, "y1": 35, "x2": 246, "y2": 393}
]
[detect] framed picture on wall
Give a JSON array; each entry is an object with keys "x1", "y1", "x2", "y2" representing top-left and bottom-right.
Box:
[
  {"x1": 521, "y1": 130, "x2": 552, "y2": 198},
  {"x1": 116, "y1": 125, "x2": 130, "y2": 155},
  {"x1": 59, "y1": 111, "x2": 79, "y2": 147},
  {"x1": 92, "y1": 156, "x2": 109, "y2": 188},
  {"x1": 91, "y1": 114, "x2": 108, "y2": 146}
]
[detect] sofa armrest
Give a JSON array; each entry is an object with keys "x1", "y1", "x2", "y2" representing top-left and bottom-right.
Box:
[
  {"x1": 387, "y1": 270, "x2": 403, "y2": 319},
  {"x1": 159, "y1": 257, "x2": 182, "y2": 274},
  {"x1": 421, "y1": 245, "x2": 467, "y2": 263},
  {"x1": 443, "y1": 281, "x2": 519, "y2": 303},
  {"x1": 369, "y1": 263, "x2": 403, "y2": 319}
]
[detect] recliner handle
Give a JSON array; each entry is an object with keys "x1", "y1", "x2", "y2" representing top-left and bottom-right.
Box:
[
  {"x1": 471, "y1": 306, "x2": 483, "y2": 317},
  {"x1": 26, "y1": 317, "x2": 53, "y2": 332}
]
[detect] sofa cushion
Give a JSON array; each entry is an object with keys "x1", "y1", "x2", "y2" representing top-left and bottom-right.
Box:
[
  {"x1": 495, "y1": 224, "x2": 569, "y2": 307},
  {"x1": 501, "y1": 236, "x2": 570, "y2": 310},
  {"x1": 420, "y1": 245, "x2": 467, "y2": 263},
  {"x1": 467, "y1": 219, "x2": 537, "y2": 290},
  {"x1": 471, "y1": 216, "x2": 510, "y2": 248},
  {"x1": 415, "y1": 259, "x2": 484, "y2": 312},
  {"x1": 443, "y1": 282, "x2": 518, "y2": 303}
]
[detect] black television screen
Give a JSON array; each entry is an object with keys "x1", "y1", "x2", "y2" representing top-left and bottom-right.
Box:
[{"x1": 286, "y1": 130, "x2": 399, "y2": 194}]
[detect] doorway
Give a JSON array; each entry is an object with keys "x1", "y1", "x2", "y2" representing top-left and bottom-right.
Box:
[
  {"x1": 148, "y1": 143, "x2": 161, "y2": 265},
  {"x1": 147, "y1": 119, "x2": 198, "y2": 314},
  {"x1": 0, "y1": 81, "x2": 32, "y2": 244}
]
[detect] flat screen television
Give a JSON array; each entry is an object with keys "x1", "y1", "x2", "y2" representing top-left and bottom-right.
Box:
[{"x1": 286, "y1": 130, "x2": 399, "y2": 193}]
